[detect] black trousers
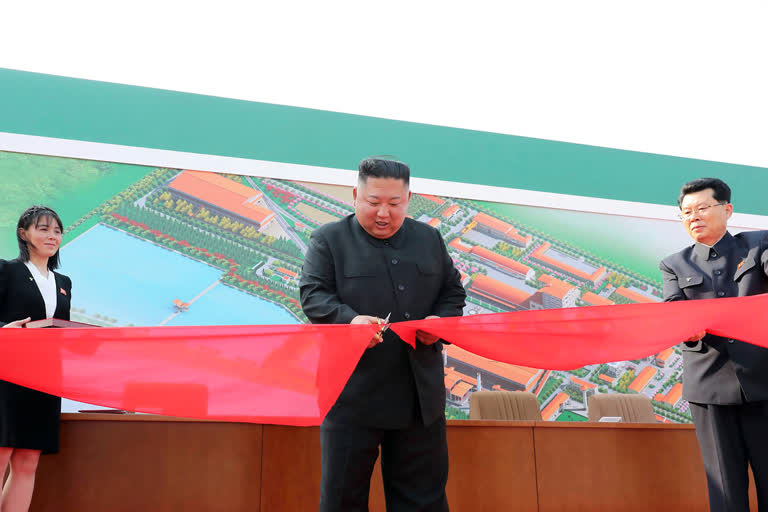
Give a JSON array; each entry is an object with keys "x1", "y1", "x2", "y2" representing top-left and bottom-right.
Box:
[
  {"x1": 319, "y1": 415, "x2": 449, "y2": 512},
  {"x1": 689, "y1": 400, "x2": 768, "y2": 512}
]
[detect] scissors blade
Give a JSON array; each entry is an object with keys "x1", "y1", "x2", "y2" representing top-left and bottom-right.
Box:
[{"x1": 378, "y1": 312, "x2": 392, "y2": 336}]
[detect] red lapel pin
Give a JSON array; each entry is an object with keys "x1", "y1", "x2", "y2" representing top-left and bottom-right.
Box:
[
  {"x1": 737, "y1": 260, "x2": 745, "y2": 270},
  {"x1": 60, "y1": 288, "x2": 67, "y2": 295}
]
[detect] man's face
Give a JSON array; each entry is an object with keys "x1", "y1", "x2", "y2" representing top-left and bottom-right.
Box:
[
  {"x1": 353, "y1": 177, "x2": 411, "y2": 239},
  {"x1": 680, "y1": 188, "x2": 732, "y2": 245}
]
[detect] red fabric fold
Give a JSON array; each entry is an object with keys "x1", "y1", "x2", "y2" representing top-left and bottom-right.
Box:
[
  {"x1": 0, "y1": 324, "x2": 376, "y2": 425},
  {"x1": 0, "y1": 296, "x2": 765, "y2": 424},
  {"x1": 391, "y1": 294, "x2": 768, "y2": 369}
]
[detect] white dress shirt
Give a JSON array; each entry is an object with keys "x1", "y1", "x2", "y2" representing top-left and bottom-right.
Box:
[{"x1": 24, "y1": 260, "x2": 57, "y2": 318}]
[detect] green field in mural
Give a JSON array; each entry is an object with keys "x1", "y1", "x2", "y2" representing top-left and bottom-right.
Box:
[{"x1": 0, "y1": 151, "x2": 149, "y2": 257}]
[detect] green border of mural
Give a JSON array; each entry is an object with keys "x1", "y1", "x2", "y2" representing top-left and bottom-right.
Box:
[{"x1": 1, "y1": 68, "x2": 766, "y2": 215}]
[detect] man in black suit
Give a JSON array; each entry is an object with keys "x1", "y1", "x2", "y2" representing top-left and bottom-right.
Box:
[
  {"x1": 300, "y1": 158, "x2": 466, "y2": 512},
  {"x1": 660, "y1": 178, "x2": 768, "y2": 512}
]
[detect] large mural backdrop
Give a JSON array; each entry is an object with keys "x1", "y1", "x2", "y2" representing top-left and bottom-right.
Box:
[{"x1": 1, "y1": 150, "x2": 722, "y2": 423}]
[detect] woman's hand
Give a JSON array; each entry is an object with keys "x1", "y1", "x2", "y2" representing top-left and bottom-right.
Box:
[{"x1": 2, "y1": 317, "x2": 31, "y2": 328}]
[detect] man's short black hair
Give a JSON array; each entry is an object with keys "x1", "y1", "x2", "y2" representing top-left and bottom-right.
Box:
[
  {"x1": 358, "y1": 158, "x2": 410, "y2": 186},
  {"x1": 17, "y1": 205, "x2": 64, "y2": 271},
  {"x1": 678, "y1": 178, "x2": 731, "y2": 207}
]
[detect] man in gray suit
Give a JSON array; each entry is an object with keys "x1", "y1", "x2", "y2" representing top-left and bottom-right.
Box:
[
  {"x1": 300, "y1": 158, "x2": 466, "y2": 512},
  {"x1": 660, "y1": 177, "x2": 768, "y2": 512}
]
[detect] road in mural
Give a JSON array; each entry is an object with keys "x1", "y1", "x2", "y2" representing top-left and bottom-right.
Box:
[{"x1": 0, "y1": 151, "x2": 699, "y2": 423}]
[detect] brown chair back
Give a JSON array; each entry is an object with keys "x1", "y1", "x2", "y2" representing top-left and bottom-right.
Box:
[
  {"x1": 469, "y1": 391, "x2": 542, "y2": 420},
  {"x1": 587, "y1": 393, "x2": 656, "y2": 423}
]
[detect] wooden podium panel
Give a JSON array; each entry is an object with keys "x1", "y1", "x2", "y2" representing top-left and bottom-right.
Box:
[
  {"x1": 535, "y1": 423, "x2": 705, "y2": 512},
  {"x1": 533, "y1": 422, "x2": 758, "y2": 512},
  {"x1": 260, "y1": 425, "x2": 323, "y2": 511},
  {"x1": 259, "y1": 425, "x2": 388, "y2": 510},
  {"x1": 31, "y1": 416, "x2": 263, "y2": 512},
  {"x1": 446, "y1": 421, "x2": 538, "y2": 512},
  {"x1": 260, "y1": 422, "x2": 538, "y2": 512}
]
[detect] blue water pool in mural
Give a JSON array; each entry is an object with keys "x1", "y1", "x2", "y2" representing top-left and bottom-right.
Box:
[{"x1": 60, "y1": 223, "x2": 299, "y2": 327}]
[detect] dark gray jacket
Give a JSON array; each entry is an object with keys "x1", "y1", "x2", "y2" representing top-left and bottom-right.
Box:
[
  {"x1": 300, "y1": 215, "x2": 466, "y2": 428},
  {"x1": 659, "y1": 231, "x2": 768, "y2": 404}
]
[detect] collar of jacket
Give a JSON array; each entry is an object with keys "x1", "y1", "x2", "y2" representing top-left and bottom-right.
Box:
[
  {"x1": 351, "y1": 215, "x2": 408, "y2": 249},
  {"x1": 693, "y1": 231, "x2": 734, "y2": 260}
]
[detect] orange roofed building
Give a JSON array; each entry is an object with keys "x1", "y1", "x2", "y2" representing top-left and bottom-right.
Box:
[
  {"x1": 444, "y1": 367, "x2": 477, "y2": 405},
  {"x1": 276, "y1": 267, "x2": 297, "y2": 278},
  {"x1": 469, "y1": 274, "x2": 531, "y2": 312},
  {"x1": 472, "y1": 212, "x2": 532, "y2": 248},
  {"x1": 655, "y1": 348, "x2": 675, "y2": 367},
  {"x1": 662, "y1": 383, "x2": 683, "y2": 406},
  {"x1": 419, "y1": 194, "x2": 445, "y2": 206},
  {"x1": 598, "y1": 374, "x2": 615, "y2": 384},
  {"x1": 614, "y1": 287, "x2": 660, "y2": 304},
  {"x1": 581, "y1": 292, "x2": 614, "y2": 306},
  {"x1": 169, "y1": 170, "x2": 275, "y2": 230},
  {"x1": 541, "y1": 392, "x2": 569, "y2": 420},
  {"x1": 570, "y1": 376, "x2": 597, "y2": 391},
  {"x1": 629, "y1": 366, "x2": 657, "y2": 393},
  {"x1": 442, "y1": 204, "x2": 460, "y2": 219},
  {"x1": 527, "y1": 274, "x2": 579, "y2": 309},
  {"x1": 530, "y1": 242, "x2": 606, "y2": 287},
  {"x1": 448, "y1": 238, "x2": 472, "y2": 253},
  {"x1": 567, "y1": 376, "x2": 597, "y2": 402},
  {"x1": 469, "y1": 246, "x2": 534, "y2": 280},
  {"x1": 445, "y1": 344, "x2": 543, "y2": 393}
]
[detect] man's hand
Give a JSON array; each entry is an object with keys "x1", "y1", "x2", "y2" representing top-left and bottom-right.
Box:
[
  {"x1": 351, "y1": 315, "x2": 384, "y2": 349},
  {"x1": 685, "y1": 331, "x2": 706, "y2": 343},
  {"x1": 416, "y1": 315, "x2": 441, "y2": 346},
  {"x1": 2, "y1": 317, "x2": 30, "y2": 328}
]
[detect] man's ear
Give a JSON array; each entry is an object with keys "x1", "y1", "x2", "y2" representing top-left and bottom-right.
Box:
[
  {"x1": 352, "y1": 187, "x2": 358, "y2": 204},
  {"x1": 725, "y1": 203, "x2": 734, "y2": 220}
]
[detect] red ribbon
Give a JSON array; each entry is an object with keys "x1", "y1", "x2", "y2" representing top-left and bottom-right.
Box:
[
  {"x1": 392, "y1": 294, "x2": 767, "y2": 369},
  {"x1": 0, "y1": 324, "x2": 376, "y2": 426},
  {"x1": 0, "y1": 295, "x2": 765, "y2": 425}
]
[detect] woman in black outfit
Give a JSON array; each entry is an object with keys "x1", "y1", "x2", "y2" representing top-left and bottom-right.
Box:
[{"x1": 0, "y1": 206, "x2": 71, "y2": 512}]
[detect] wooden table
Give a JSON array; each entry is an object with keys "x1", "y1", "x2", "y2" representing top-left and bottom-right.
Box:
[{"x1": 24, "y1": 415, "x2": 757, "y2": 511}]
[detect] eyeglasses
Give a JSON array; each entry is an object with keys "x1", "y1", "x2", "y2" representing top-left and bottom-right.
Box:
[{"x1": 678, "y1": 202, "x2": 727, "y2": 220}]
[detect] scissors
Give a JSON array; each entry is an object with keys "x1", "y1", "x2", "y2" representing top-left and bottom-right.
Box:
[{"x1": 376, "y1": 312, "x2": 392, "y2": 338}]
